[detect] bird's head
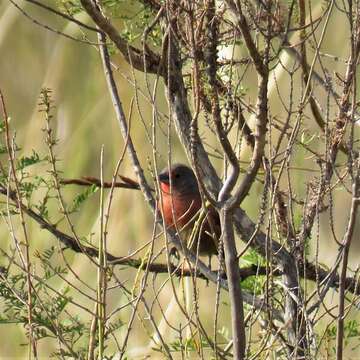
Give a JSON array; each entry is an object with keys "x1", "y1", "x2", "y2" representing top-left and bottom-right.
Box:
[{"x1": 158, "y1": 164, "x2": 199, "y2": 196}]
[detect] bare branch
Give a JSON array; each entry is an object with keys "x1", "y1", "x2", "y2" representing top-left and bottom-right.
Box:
[{"x1": 80, "y1": 0, "x2": 162, "y2": 74}]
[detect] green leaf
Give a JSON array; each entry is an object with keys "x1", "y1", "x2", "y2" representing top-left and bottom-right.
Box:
[
  {"x1": 69, "y1": 184, "x2": 98, "y2": 213},
  {"x1": 16, "y1": 150, "x2": 42, "y2": 171}
]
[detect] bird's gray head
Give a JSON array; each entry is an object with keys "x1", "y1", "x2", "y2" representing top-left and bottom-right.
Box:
[{"x1": 158, "y1": 164, "x2": 199, "y2": 196}]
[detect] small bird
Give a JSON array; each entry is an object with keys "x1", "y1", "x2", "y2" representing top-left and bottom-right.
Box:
[{"x1": 158, "y1": 163, "x2": 220, "y2": 257}]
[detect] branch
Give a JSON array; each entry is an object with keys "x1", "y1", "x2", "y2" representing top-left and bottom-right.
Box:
[
  {"x1": 60, "y1": 176, "x2": 141, "y2": 190},
  {"x1": 225, "y1": 0, "x2": 267, "y2": 76},
  {"x1": 80, "y1": 0, "x2": 162, "y2": 74},
  {"x1": 220, "y1": 209, "x2": 246, "y2": 359},
  {"x1": 25, "y1": 0, "x2": 100, "y2": 33}
]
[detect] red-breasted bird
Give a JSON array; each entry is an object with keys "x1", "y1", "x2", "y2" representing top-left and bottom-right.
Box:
[{"x1": 158, "y1": 164, "x2": 220, "y2": 257}]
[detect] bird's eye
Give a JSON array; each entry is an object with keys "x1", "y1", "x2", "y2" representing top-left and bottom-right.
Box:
[{"x1": 174, "y1": 173, "x2": 180, "y2": 178}]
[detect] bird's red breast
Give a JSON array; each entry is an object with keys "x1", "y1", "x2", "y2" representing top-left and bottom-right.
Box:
[
  {"x1": 159, "y1": 182, "x2": 202, "y2": 230},
  {"x1": 157, "y1": 164, "x2": 220, "y2": 256}
]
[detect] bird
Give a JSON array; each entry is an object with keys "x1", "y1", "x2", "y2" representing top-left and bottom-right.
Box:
[
  {"x1": 157, "y1": 163, "x2": 220, "y2": 257},
  {"x1": 152, "y1": 164, "x2": 221, "y2": 348}
]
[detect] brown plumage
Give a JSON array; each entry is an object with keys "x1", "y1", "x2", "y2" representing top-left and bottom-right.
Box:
[{"x1": 158, "y1": 164, "x2": 220, "y2": 256}]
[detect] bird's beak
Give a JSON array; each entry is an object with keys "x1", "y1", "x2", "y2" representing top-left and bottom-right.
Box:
[{"x1": 158, "y1": 172, "x2": 170, "y2": 184}]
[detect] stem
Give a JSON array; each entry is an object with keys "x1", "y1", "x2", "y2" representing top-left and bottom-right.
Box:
[
  {"x1": 0, "y1": 89, "x2": 36, "y2": 358},
  {"x1": 220, "y1": 208, "x2": 246, "y2": 359},
  {"x1": 336, "y1": 177, "x2": 359, "y2": 359},
  {"x1": 97, "y1": 145, "x2": 106, "y2": 358}
]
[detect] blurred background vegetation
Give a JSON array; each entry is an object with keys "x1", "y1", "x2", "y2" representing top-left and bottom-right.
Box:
[{"x1": 0, "y1": 0, "x2": 360, "y2": 358}]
